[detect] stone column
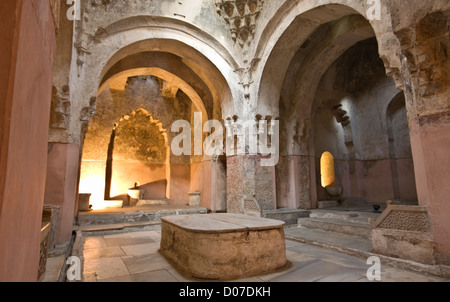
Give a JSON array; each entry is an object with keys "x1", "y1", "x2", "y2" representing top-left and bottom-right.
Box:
[
  {"x1": 276, "y1": 155, "x2": 316, "y2": 210},
  {"x1": 200, "y1": 158, "x2": 227, "y2": 212},
  {"x1": 390, "y1": 8, "x2": 450, "y2": 265},
  {"x1": 44, "y1": 143, "x2": 80, "y2": 247},
  {"x1": 225, "y1": 115, "x2": 278, "y2": 215},
  {"x1": 227, "y1": 154, "x2": 276, "y2": 215},
  {"x1": 227, "y1": 154, "x2": 253, "y2": 214},
  {"x1": 409, "y1": 112, "x2": 450, "y2": 265},
  {"x1": 0, "y1": 0, "x2": 56, "y2": 281}
]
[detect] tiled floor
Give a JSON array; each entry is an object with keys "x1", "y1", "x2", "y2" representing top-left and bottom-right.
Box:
[{"x1": 80, "y1": 229, "x2": 450, "y2": 282}]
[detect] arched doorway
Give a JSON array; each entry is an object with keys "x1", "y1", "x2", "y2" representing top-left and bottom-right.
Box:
[
  {"x1": 386, "y1": 93, "x2": 418, "y2": 204},
  {"x1": 107, "y1": 108, "x2": 169, "y2": 203},
  {"x1": 256, "y1": 3, "x2": 416, "y2": 210},
  {"x1": 76, "y1": 33, "x2": 235, "y2": 212},
  {"x1": 311, "y1": 38, "x2": 418, "y2": 207}
]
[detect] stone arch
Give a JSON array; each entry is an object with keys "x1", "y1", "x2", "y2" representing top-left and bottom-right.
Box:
[
  {"x1": 79, "y1": 76, "x2": 178, "y2": 208},
  {"x1": 386, "y1": 92, "x2": 418, "y2": 204},
  {"x1": 108, "y1": 109, "x2": 170, "y2": 203},
  {"x1": 75, "y1": 17, "x2": 235, "y2": 211},
  {"x1": 254, "y1": 1, "x2": 399, "y2": 119},
  {"x1": 253, "y1": 2, "x2": 405, "y2": 210},
  {"x1": 70, "y1": 16, "x2": 238, "y2": 145},
  {"x1": 99, "y1": 67, "x2": 209, "y2": 125}
]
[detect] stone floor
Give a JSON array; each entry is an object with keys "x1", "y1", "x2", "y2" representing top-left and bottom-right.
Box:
[
  {"x1": 78, "y1": 227, "x2": 450, "y2": 282},
  {"x1": 42, "y1": 255, "x2": 66, "y2": 282}
]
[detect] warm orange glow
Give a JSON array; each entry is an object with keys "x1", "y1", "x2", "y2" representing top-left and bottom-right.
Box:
[
  {"x1": 79, "y1": 169, "x2": 129, "y2": 210},
  {"x1": 78, "y1": 172, "x2": 105, "y2": 210},
  {"x1": 79, "y1": 163, "x2": 135, "y2": 210},
  {"x1": 90, "y1": 200, "x2": 124, "y2": 211},
  {"x1": 321, "y1": 151, "x2": 335, "y2": 188}
]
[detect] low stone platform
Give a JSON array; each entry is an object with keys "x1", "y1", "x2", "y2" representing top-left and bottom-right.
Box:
[
  {"x1": 77, "y1": 205, "x2": 208, "y2": 227},
  {"x1": 159, "y1": 213, "x2": 287, "y2": 280}
]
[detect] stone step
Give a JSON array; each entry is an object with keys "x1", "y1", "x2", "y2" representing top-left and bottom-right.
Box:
[
  {"x1": 309, "y1": 209, "x2": 380, "y2": 224},
  {"x1": 263, "y1": 208, "x2": 311, "y2": 225},
  {"x1": 135, "y1": 199, "x2": 168, "y2": 206},
  {"x1": 310, "y1": 210, "x2": 359, "y2": 221},
  {"x1": 298, "y1": 217, "x2": 372, "y2": 239},
  {"x1": 77, "y1": 207, "x2": 208, "y2": 226},
  {"x1": 317, "y1": 200, "x2": 338, "y2": 209},
  {"x1": 75, "y1": 220, "x2": 162, "y2": 236},
  {"x1": 338, "y1": 198, "x2": 370, "y2": 207},
  {"x1": 285, "y1": 226, "x2": 373, "y2": 254}
]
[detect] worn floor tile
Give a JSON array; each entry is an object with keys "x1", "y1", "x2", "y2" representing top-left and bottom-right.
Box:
[
  {"x1": 270, "y1": 260, "x2": 366, "y2": 282},
  {"x1": 101, "y1": 269, "x2": 178, "y2": 282},
  {"x1": 287, "y1": 244, "x2": 368, "y2": 270},
  {"x1": 82, "y1": 272, "x2": 98, "y2": 282},
  {"x1": 121, "y1": 242, "x2": 161, "y2": 257},
  {"x1": 83, "y1": 246, "x2": 126, "y2": 259},
  {"x1": 83, "y1": 236, "x2": 108, "y2": 250},
  {"x1": 83, "y1": 257, "x2": 130, "y2": 280},
  {"x1": 104, "y1": 236, "x2": 156, "y2": 247},
  {"x1": 285, "y1": 240, "x2": 305, "y2": 248},
  {"x1": 166, "y1": 268, "x2": 197, "y2": 282},
  {"x1": 103, "y1": 230, "x2": 160, "y2": 239},
  {"x1": 122, "y1": 253, "x2": 172, "y2": 274},
  {"x1": 286, "y1": 250, "x2": 316, "y2": 263},
  {"x1": 258, "y1": 260, "x2": 318, "y2": 282},
  {"x1": 313, "y1": 253, "x2": 369, "y2": 270},
  {"x1": 381, "y1": 267, "x2": 450, "y2": 282}
]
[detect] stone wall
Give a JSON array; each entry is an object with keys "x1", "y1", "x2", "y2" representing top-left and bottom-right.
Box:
[
  {"x1": 311, "y1": 38, "x2": 417, "y2": 204},
  {"x1": 0, "y1": 0, "x2": 56, "y2": 281},
  {"x1": 388, "y1": 0, "x2": 450, "y2": 265},
  {"x1": 80, "y1": 76, "x2": 191, "y2": 204}
]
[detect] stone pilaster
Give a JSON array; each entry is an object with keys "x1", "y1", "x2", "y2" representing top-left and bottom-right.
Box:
[
  {"x1": 276, "y1": 155, "x2": 316, "y2": 210},
  {"x1": 44, "y1": 143, "x2": 80, "y2": 246},
  {"x1": 227, "y1": 154, "x2": 276, "y2": 215},
  {"x1": 409, "y1": 111, "x2": 450, "y2": 265}
]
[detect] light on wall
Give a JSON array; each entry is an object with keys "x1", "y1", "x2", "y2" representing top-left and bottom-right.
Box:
[{"x1": 321, "y1": 151, "x2": 336, "y2": 188}]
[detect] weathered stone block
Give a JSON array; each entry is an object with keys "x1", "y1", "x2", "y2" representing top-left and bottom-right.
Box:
[
  {"x1": 371, "y1": 205, "x2": 436, "y2": 264},
  {"x1": 160, "y1": 214, "x2": 287, "y2": 280},
  {"x1": 188, "y1": 192, "x2": 201, "y2": 207},
  {"x1": 372, "y1": 228, "x2": 436, "y2": 265}
]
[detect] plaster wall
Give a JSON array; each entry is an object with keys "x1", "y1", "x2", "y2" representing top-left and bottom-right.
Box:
[
  {"x1": 0, "y1": 0, "x2": 56, "y2": 281},
  {"x1": 44, "y1": 143, "x2": 79, "y2": 245},
  {"x1": 312, "y1": 39, "x2": 417, "y2": 204},
  {"x1": 410, "y1": 112, "x2": 450, "y2": 265}
]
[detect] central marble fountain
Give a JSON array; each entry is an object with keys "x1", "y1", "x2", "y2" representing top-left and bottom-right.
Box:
[{"x1": 159, "y1": 213, "x2": 287, "y2": 280}]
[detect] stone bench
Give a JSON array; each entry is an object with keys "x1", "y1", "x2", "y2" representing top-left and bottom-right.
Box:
[{"x1": 159, "y1": 213, "x2": 287, "y2": 280}]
